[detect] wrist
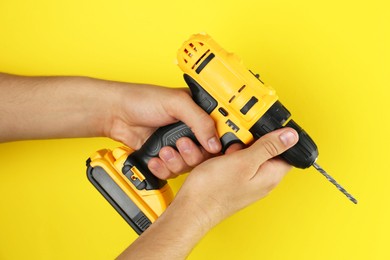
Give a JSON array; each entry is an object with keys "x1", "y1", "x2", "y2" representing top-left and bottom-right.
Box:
[
  {"x1": 164, "y1": 193, "x2": 216, "y2": 235},
  {"x1": 175, "y1": 194, "x2": 227, "y2": 232},
  {"x1": 118, "y1": 189, "x2": 212, "y2": 259},
  {"x1": 119, "y1": 193, "x2": 213, "y2": 259},
  {"x1": 78, "y1": 76, "x2": 124, "y2": 139}
]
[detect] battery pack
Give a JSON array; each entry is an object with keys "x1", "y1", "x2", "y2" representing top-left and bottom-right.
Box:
[{"x1": 86, "y1": 147, "x2": 174, "y2": 234}]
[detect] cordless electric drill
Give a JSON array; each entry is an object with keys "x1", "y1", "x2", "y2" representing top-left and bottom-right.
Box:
[{"x1": 86, "y1": 33, "x2": 357, "y2": 235}]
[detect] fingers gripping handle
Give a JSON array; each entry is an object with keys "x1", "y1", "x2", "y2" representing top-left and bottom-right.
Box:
[
  {"x1": 125, "y1": 73, "x2": 217, "y2": 191},
  {"x1": 132, "y1": 122, "x2": 197, "y2": 166},
  {"x1": 124, "y1": 122, "x2": 198, "y2": 191}
]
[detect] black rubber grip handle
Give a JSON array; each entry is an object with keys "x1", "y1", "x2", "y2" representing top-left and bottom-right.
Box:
[
  {"x1": 131, "y1": 121, "x2": 197, "y2": 167},
  {"x1": 123, "y1": 121, "x2": 197, "y2": 191}
]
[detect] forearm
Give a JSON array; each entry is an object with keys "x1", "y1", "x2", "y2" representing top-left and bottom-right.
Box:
[
  {"x1": 118, "y1": 195, "x2": 212, "y2": 260},
  {"x1": 0, "y1": 73, "x2": 121, "y2": 142}
]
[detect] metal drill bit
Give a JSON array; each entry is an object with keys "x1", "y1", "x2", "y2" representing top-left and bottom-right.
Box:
[{"x1": 312, "y1": 162, "x2": 358, "y2": 204}]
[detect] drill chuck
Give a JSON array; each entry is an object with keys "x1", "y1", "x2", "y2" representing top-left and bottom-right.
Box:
[
  {"x1": 250, "y1": 101, "x2": 357, "y2": 203},
  {"x1": 250, "y1": 101, "x2": 318, "y2": 168}
]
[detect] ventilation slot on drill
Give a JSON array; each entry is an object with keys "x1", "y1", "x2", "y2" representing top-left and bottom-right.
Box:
[
  {"x1": 192, "y1": 49, "x2": 210, "y2": 70},
  {"x1": 196, "y1": 53, "x2": 215, "y2": 74},
  {"x1": 184, "y1": 48, "x2": 193, "y2": 57},
  {"x1": 238, "y1": 85, "x2": 246, "y2": 92},
  {"x1": 240, "y1": 96, "x2": 258, "y2": 115},
  {"x1": 183, "y1": 48, "x2": 191, "y2": 63}
]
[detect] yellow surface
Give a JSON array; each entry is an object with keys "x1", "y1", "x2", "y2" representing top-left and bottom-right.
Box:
[{"x1": 0, "y1": 0, "x2": 389, "y2": 259}]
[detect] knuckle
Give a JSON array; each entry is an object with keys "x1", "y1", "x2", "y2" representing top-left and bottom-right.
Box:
[
  {"x1": 262, "y1": 139, "x2": 280, "y2": 158},
  {"x1": 167, "y1": 162, "x2": 184, "y2": 174},
  {"x1": 259, "y1": 162, "x2": 286, "y2": 192},
  {"x1": 151, "y1": 167, "x2": 171, "y2": 180},
  {"x1": 186, "y1": 155, "x2": 203, "y2": 167},
  {"x1": 175, "y1": 90, "x2": 192, "y2": 103},
  {"x1": 183, "y1": 145, "x2": 206, "y2": 163},
  {"x1": 166, "y1": 159, "x2": 190, "y2": 175},
  {"x1": 159, "y1": 165, "x2": 179, "y2": 178},
  {"x1": 258, "y1": 175, "x2": 279, "y2": 195},
  {"x1": 166, "y1": 90, "x2": 190, "y2": 112},
  {"x1": 166, "y1": 172, "x2": 179, "y2": 179},
  {"x1": 265, "y1": 177, "x2": 279, "y2": 192},
  {"x1": 198, "y1": 113, "x2": 215, "y2": 129},
  {"x1": 158, "y1": 173, "x2": 171, "y2": 180}
]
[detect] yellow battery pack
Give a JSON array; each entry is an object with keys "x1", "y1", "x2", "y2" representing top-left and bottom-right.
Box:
[{"x1": 87, "y1": 147, "x2": 174, "y2": 234}]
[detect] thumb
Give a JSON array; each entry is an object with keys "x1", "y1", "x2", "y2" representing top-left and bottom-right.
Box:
[{"x1": 247, "y1": 128, "x2": 299, "y2": 167}]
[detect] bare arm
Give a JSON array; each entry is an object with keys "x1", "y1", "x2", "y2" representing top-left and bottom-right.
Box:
[{"x1": 0, "y1": 73, "x2": 114, "y2": 142}]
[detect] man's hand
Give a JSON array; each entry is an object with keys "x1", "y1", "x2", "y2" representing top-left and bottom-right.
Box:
[
  {"x1": 106, "y1": 82, "x2": 222, "y2": 179},
  {"x1": 118, "y1": 128, "x2": 299, "y2": 260},
  {"x1": 177, "y1": 128, "x2": 298, "y2": 228}
]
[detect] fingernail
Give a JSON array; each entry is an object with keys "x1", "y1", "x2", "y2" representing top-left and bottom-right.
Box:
[
  {"x1": 280, "y1": 130, "x2": 297, "y2": 146},
  {"x1": 149, "y1": 160, "x2": 161, "y2": 172},
  {"x1": 161, "y1": 149, "x2": 175, "y2": 162},
  {"x1": 178, "y1": 140, "x2": 191, "y2": 154},
  {"x1": 208, "y1": 137, "x2": 220, "y2": 153}
]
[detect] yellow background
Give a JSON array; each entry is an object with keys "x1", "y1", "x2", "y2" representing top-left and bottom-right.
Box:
[{"x1": 0, "y1": 0, "x2": 389, "y2": 259}]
